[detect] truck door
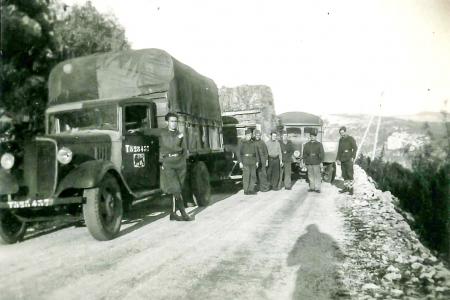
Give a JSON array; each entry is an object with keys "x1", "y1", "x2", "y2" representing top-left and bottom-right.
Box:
[{"x1": 122, "y1": 103, "x2": 159, "y2": 191}]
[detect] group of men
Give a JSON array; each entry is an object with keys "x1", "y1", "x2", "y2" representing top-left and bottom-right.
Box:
[
  {"x1": 237, "y1": 126, "x2": 358, "y2": 196},
  {"x1": 157, "y1": 111, "x2": 357, "y2": 222},
  {"x1": 237, "y1": 129, "x2": 295, "y2": 194}
]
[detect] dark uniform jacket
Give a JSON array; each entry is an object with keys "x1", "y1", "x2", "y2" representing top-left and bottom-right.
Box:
[
  {"x1": 279, "y1": 141, "x2": 295, "y2": 163},
  {"x1": 159, "y1": 129, "x2": 187, "y2": 164},
  {"x1": 238, "y1": 140, "x2": 260, "y2": 165},
  {"x1": 254, "y1": 140, "x2": 268, "y2": 164},
  {"x1": 337, "y1": 135, "x2": 357, "y2": 162},
  {"x1": 303, "y1": 140, "x2": 325, "y2": 165}
]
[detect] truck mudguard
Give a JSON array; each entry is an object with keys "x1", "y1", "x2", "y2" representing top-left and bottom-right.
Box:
[{"x1": 55, "y1": 160, "x2": 121, "y2": 195}]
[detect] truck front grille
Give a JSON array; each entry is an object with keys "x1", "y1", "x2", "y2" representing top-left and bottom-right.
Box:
[
  {"x1": 24, "y1": 138, "x2": 57, "y2": 199},
  {"x1": 95, "y1": 145, "x2": 110, "y2": 160}
]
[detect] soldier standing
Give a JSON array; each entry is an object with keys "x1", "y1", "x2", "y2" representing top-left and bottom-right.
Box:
[
  {"x1": 303, "y1": 130, "x2": 325, "y2": 193},
  {"x1": 279, "y1": 131, "x2": 295, "y2": 190},
  {"x1": 265, "y1": 131, "x2": 283, "y2": 191},
  {"x1": 159, "y1": 112, "x2": 194, "y2": 221},
  {"x1": 253, "y1": 130, "x2": 270, "y2": 192},
  {"x1": 336, "y1": 126, "x2": 357, "y2": 195},
  {"x1": 238, "y1": 128, "x2": 260, "y2": 195}
]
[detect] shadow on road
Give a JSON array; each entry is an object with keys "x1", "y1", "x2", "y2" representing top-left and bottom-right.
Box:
[{"x1": 287, "y1": 224, "x2": 349, "y2": 300}]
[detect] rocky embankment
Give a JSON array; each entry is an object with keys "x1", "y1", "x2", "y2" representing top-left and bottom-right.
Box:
[{"x1": 339, "y1": 166, "x2": 450, "y2": 299}]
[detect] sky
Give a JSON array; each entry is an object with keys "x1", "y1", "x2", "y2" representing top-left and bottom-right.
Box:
[{"x1": 66, "y1": 0, "x2": 450, "y2": 116}]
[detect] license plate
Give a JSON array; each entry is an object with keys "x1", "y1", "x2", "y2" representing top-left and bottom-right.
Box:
[{"x1": 6, "y1": 199, "x2": 52, "y2": 208}]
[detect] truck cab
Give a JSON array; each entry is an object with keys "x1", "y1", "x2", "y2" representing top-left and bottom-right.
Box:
[{"x1": 278, "y1": 112, "x2": 338, "y2": 182}]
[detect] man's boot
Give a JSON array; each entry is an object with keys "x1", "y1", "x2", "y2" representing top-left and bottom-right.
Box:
[
  {"x1": 348, "y1": 187, "x2": 354, "y2": 195},
  {"x1": 175, "y1": 195, "x2": 195, "y2": 221},
  {"x1": 338, "y1": 186, "x2": 348, "y2": 193},
  {"x1": 169, "y1": 197, "x2": 183, "y2": 221}
]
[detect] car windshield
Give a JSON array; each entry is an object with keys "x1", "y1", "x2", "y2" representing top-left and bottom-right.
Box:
[{"x1": 48, "y1": 105, "x2": 117, "y2": 134}]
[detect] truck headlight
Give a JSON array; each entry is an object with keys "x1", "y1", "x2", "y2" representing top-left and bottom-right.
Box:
[
  {"x1": 293, "y1": 150, "x2": 301, "y2": 158},
  {"x1": 57, "y1": 147, "x2": 73, "y2": 164},
  {"x1": 1, "y1": 153, "x2": 15, "y2": 170}
]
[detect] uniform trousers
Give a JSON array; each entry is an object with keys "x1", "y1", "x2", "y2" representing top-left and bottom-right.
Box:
[
  {"x1": 306, "y1": 164, "x2": 321, "y2": 191},
  {"x1": 256, "y1": 164, "x2": 270, "y2": 192},
  {"x1": 279, "y1": 162, "x2": 292, "y2": 189},
  {"x1": 242, "y1": 164, "x2": 257, "y2": 193},
  {"x1": 341, "y1": 160, "x2": 354, "y2": 188},
  {"x1": 267, "y1": 157, "x2": 281, "y2": 190}
]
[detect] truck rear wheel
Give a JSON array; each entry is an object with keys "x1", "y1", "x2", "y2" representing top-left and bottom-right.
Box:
[
  {"x1": 83, "y1": 174, "x2": 123, "y2": 241},
  {"x1": 0, "y1": 210, "x2": 27, "y2": 244},
  {"x1": 192, "y1": 161, "x2": 211, "y2": 207}
]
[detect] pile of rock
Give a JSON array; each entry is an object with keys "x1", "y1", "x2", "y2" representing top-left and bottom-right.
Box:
[{"x1": 339, "y1": 166, "x2": 450, "y2": 299}]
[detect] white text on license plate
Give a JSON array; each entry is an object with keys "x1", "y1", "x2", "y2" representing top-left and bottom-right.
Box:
[{"x1": 7, "y1": 199, "x2": 51, "y2": 208}]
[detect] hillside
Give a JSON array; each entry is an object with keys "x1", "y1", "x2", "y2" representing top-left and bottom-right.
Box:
[{"x1": 321, "y1": 112, "x2": 449, "y2": 168}]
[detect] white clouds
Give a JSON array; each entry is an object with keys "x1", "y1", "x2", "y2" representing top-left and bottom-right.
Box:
[{"x1": 66, "y1": 0, "x2": 450, "y2": 115}]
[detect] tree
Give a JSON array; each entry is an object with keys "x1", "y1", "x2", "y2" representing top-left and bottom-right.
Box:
[
  {"x1": 1, "y1": 0, "x2": 131, "y2": 135},
  {"x1": 53, "y1": 1, "x2": 130, "y2": 60},
  {"x1": 1, "y1": 0, "x2": 58, "y2": 134}
]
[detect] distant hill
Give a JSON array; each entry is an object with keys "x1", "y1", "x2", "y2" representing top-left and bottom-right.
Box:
[{"x1": 320, "y1": 112, "x2": 449, "y2": 168}]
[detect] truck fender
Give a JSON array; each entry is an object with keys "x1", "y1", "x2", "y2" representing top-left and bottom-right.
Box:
[
  {"x1": 0, "y1": 169, "x2": 19, "y2": 195},
  {"x1": 56, "y1": 160, "x2": 122, "y2": 195}
]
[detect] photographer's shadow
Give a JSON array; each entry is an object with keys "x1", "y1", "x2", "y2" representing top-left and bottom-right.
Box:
[{"x1": 287, "y1": 224, "x2": 349, "y2": 299}]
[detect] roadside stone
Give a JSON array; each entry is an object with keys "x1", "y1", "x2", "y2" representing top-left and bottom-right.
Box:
[
  {"x1": 384, "y1": 272, "x2": 402, "y2": 281},
  {"x1": 390, "y1": 288, "x2": 403, "y2": 297},
  {"x1": 362, "y1": 283, "x2": 380, "y2": 291}
]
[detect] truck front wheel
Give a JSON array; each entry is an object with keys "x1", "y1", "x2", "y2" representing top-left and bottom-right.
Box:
[
  {"x1": 192, "y1": 161, "x2": 211, "y2": 207},
  {"x1": 0, "y1": 210, "x2": 27, "y2": 244},
  {"x1": 83, "y1": 174, "x2": 123, "y2": 241}
]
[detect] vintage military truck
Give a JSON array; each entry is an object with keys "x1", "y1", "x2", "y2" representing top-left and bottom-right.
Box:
[
  {"x1": 0, "y1": 48, "x2": 228, "y2": 243},
  {"x1": 278, "y1": 111, "x2": 338, "y2": 183}
]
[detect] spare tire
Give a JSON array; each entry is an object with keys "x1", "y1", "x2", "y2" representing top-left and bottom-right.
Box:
[{"x1": 191, "y1": 161, "x2": 211, "y2": 207}]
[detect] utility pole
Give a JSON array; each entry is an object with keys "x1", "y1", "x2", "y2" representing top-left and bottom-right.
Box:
[
  {"x1": 372, "y1": 104, "x2": 382, "y2": 159},
  {"x1": 355, "y1": 114, "x2": 374, "y2": 160}
]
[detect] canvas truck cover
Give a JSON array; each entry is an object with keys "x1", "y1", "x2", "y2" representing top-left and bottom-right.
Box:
[{"x1": 48, "y1": 48, "x2": 221, "y2": 123}]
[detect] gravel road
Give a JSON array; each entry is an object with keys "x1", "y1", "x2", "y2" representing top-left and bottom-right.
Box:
[{"x1": 0, "y1": 181, "x2": 348, "y2": 300}]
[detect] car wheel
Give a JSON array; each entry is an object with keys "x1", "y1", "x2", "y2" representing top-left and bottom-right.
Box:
[
  {"x1": 322, "y1": 163, "x2": 335, "y2": 183},
  {"x1": 83, "y1": 173, "x2": 123, "y2": 241},
  {"x1": 191, "y1": 161, "x2": 211, "y2": 207},
  {"x1": 0, "y1": 210, "x2": 27, "y2": 244}
]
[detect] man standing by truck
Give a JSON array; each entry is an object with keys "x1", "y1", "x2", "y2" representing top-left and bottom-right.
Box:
[
  {"x1": 238, "y1": 128, "x2": 260, "y2": 195},
  {"x1": 303, "y1": 130, "x2": 325, "y2": 192},
  {"x1": 266, "y1": 131, "x2": 283, "y2": 191},
  {"x1": 279, "y1": 131, "x2": 295, "y2": 190},
  {"x1": 159, "y1": 112, "x2": 194, "y2": 221},
  {"x1": 336, "y1": 126, "x2": 357, "y2": 195},
  {"x1": 253, "y1": 130, "x2": 270, "y2": 192}
]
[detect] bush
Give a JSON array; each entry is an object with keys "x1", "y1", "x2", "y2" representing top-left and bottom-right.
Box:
[{"x1": 357, "y1": 154, "x2": 450, "y2": 261}]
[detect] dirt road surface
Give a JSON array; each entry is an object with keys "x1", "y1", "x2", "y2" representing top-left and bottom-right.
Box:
[{"x1": 0, "y1": 181, "x2": 349, "y2": 300}]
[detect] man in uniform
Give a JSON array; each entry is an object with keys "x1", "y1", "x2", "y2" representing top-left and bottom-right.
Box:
[
  {"x1": 238, "y1": 128, "x2": 260, "y2": 195},
  {"x1": 303, "y1": 130, "x2": 325, "y2": 192},
  {"x1": 159, "y1": 112, "x2": 194, "y2": 221},
  {"x1": 336, "y1": 126, "x2": 357, "y2": 195},
  {"x1": 253, "y1": 130, "x2": 270, "y2": 192},
  {"x1": 265, "y1": 131, "x2": 283, "y2": 190},
  {"x1": 279, "y1": 131, "x2": 295, "y2": 190}
]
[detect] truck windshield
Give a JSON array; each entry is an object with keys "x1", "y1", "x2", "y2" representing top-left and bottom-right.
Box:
[{"x1": 48, "y1": 105, "x2": 117, "y2": 134}]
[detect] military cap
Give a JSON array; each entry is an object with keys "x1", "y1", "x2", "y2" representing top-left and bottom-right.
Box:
[
  {"x1": 310, "y1": 130, "x2": 318, "y2": 136},
  {"x1": 339, "y1": 126, "x2": 347, "y2": 132},
  {"x1": 270, "y1": 130, "x2": 278, "y2": 135},
  {"x1": 245, "y1": 128, "x2": 252, "y2": 135}
]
